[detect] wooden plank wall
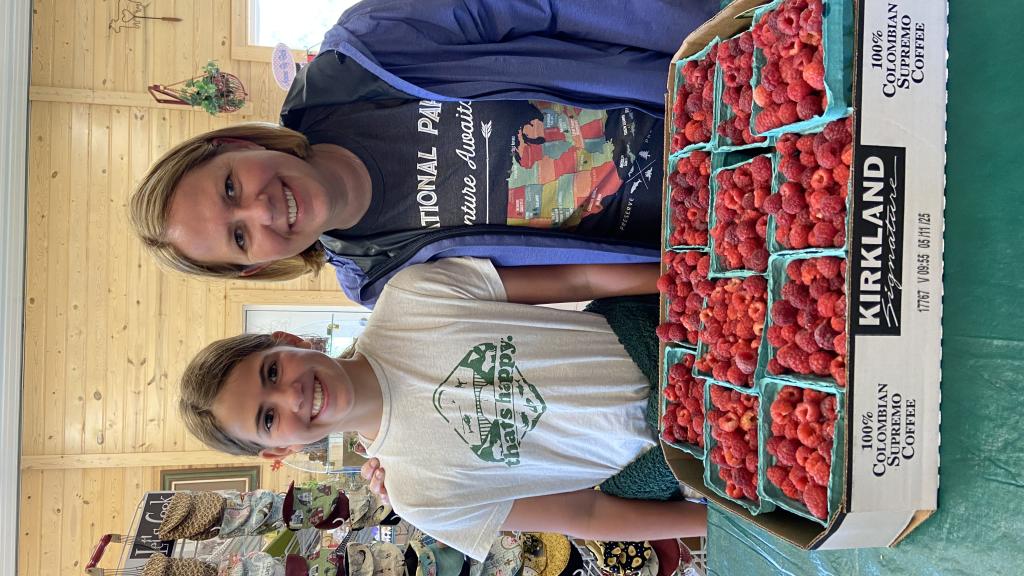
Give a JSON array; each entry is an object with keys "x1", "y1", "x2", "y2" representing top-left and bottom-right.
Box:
[{"x1": 21, "y1": 2, "x2": 351, "y2": 574}]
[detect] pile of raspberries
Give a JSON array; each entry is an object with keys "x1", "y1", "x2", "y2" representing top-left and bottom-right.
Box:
[
  {"x1": 656, "y1": 251, "x2": 713, "y2": 347},
  {"x1": 762, "y1": 117, "x2": 852, "y2": 249},
  {"x1": 766, "y1": 256, "x2": 848, "y2": 386},
  {"x1": 667, "y1": 151, "x2": 712, "y2": 248},
  {"x1": 751, "y1": 0, "x2": 827, "y2": 133},
  {"x1": 765, "y1": 385, "x2": 838, "y2": 519},
  {"x1": 695, "y1": 276, "x2": 767, "y2": 387},
  {"x1": 708, "y1": 384, "x2": 760, "y2": 503},
  {"x1": 717, "y1": 31, "x2": 768, "y2": 146},
  {"x1": 671, "y1": 47, "x2": 717, "y2": 149},
  {"x1": 710, "y1": 155, "x2": 772, "y2": 272},
  {"x1": 661, "y1": 354, "x2": 706, "y2": 448}
]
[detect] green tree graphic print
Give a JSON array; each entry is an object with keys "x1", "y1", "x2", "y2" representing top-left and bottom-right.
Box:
[{"x1": 432, "y1": 336, "x2": 546, "y2": 466}]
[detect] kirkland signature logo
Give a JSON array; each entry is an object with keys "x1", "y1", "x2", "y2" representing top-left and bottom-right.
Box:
[{"x1": 852, "y1": 146, "x2": 905, "y2": 335}]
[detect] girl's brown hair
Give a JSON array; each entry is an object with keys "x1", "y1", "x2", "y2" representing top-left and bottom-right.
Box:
[
  {"x1": 129, "y1": 122, "x2": 325, "y2": 281},
  {"x1": 178, "y1": 333, "x2": 283, "y2": 456}
]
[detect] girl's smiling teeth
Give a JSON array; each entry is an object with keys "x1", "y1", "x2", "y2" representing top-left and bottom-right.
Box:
[
  {"x1": 284, "y1": 186, "x2": 297, "y2": 226},
  {"x1": 311, "y1": 378, "x2": 326, "y2": 420}
]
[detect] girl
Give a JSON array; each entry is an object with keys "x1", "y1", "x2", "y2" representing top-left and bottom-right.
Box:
[
  {"x1": 178, "y1": 259, "x2": 706, "y2": 559},
  {"x1": 129, "y1": 0, "x2": 721, "y2": 306}
]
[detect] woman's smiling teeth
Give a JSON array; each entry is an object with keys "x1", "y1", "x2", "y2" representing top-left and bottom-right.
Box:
[
  {"x1": 284, "y1": 186, "x2": 297, "y2": 226},
  {"x1": 311, "y1": 378, "x2": 324, "y2": 419}
]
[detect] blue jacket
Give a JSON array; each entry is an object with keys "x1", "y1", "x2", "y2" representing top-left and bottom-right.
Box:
[{"x1": 287, "y1": 0, "x2": 721, "y2": 306}]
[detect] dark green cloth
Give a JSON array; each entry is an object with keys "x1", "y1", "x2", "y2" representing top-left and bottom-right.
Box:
[{"x1": 585, "y1": 296, "x2": 681, "y2": 501}]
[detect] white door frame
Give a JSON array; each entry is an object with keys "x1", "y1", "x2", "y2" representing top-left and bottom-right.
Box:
[{"x1": 0, "y1": 0, "x2": 31, "y2": 573}]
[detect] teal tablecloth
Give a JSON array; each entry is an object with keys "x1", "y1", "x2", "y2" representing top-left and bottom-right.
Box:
[{"x1": 706, "y1": 1, "x2": 1024, "y2": 574}]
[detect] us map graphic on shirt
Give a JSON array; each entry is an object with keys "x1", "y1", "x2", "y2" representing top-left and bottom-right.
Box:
[
  {"x1": 412, "y1": 100, "x2": 653, "y2": 235},
  {"x1": 432, "y1": 336, "x2": 546, "y2": 467},
  {"x1": 506, "y1": 101, "x2": 632, "y2": 229}
]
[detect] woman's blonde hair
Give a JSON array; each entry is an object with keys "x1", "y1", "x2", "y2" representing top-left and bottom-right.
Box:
[
  {"x1": 129, "y1": 122, "x2": 325, "y2": 281},
  {"x1": 179, "y1": 333, "x2": 283, "y2": 456}
]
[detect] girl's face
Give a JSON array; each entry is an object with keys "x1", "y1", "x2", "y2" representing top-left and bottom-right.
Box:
[
  {"x1": 165, "y1": 142, "x2": 337, "y2": 271},
  {"x1": 212, "y1": 336, "x2": 355, "y2": 454}
]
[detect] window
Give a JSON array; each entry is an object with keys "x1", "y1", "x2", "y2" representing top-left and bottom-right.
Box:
[
  {"x1": 248, "y1": 0, "x2": 361, "y2": 50},
  {"x1": 243, "y1": 304, "x2": 370, "y2": 357}
]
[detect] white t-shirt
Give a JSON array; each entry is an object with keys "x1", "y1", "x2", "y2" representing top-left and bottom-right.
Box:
[{"x1": 355, "y1": 258, "x2": 656, "y2": 560}]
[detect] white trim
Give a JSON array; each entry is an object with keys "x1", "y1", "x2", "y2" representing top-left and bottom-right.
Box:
[{"x1": 0, "y1": 0, "x2": 30, "y2": 573}]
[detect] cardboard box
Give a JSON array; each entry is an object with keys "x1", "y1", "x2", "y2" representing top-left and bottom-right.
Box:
[{"x1": 659, "y1": 0, "x2": 944, "y2": 549}]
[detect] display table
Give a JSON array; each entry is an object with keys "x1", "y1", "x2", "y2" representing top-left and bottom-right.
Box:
[{"x1": 705, "y1": 1, "x2": 1024, "y2": 573}]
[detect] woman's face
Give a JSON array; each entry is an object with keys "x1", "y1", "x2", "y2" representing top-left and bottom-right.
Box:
[{"x1": 165, "y1": 142, "x2": 337, "y2": 270}]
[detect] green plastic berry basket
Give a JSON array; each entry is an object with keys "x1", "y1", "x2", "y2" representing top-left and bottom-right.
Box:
[
  {"x1": 712, "y1": 30, "x2": 776, "y2": 153},
  {"x1": 707, "y1": 154, "x2": 776, "y2": 278},
  {"x1": 757, "y1": 377, "x2": 846, "y2": 526},
  {"x1": 764, "y1": 113, "x2": 854, "y2": 255},
  {"x1": 702, "y1": 381, "x2": 775, "y2": 515},
  {"x1": 659, "y1": 346, "x2": 706, "y2": 459},
  {"x1": 669, "y1": 38, "x2": 721, "y2": 155},
  {"x1": 748, "y1": 0, "x2": 855, "y2": 138},
  {"x1": 692, "y1": 273, "x2": 764, "y2": 390},
  {"x1": 663, "y1": 150, "x2": 712, "y2": 252},
  {"x1": 755, "y1": 251, "x2": 847, "y2": 390}
]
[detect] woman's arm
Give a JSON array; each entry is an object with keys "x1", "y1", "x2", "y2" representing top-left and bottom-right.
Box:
[
  {"x1": 502, "y1": 489, "x2": 707, "y2": 541},
  {"x1": 496, "y1": 263, "x2": 660, "y2": 305}
]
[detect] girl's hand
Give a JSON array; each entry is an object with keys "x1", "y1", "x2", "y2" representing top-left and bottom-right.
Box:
[{"x1": 360, "y1": 458, "x2": 389, "y2": 504}]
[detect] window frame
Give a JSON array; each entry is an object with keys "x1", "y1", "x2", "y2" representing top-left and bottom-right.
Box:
[{"x1": 231, "y1": 0, "x2": 310, "y2": 63}]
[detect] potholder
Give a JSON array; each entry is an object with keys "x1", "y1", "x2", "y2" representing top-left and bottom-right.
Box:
[
  {"x1": 221, "y1": 551, "x2": 285, "y2": 576},
  {"x1": 220, "y1": 490, "x2": 285, "y2": 538},
  {"x1": 584, "y1": 541, "x2": 654, "y2": 576},
  {"x1": 345, "y1": 542, "x2": 406, "y2": 576},
  {"x1": 283, "y1": 482, "x2": 350, "y2": 531},
  {"x1": 346, "y1": 486, "x2": 393, "y2": 530},
  {"x1": 470, "y1": 535, "x2": 523, "y2": 576}
]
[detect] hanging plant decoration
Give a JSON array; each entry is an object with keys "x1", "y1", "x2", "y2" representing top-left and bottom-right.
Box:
[{"x1": 148, "y1": 61, "x2": 248, "y2": 116}]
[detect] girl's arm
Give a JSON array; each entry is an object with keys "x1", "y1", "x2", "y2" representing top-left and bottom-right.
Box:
[
  {"x1": 496, "y1": 263, "x2": 660, "y2": 305},
  {"x1": 502, "y1": 489, "x2": 707, "y2": 540}
]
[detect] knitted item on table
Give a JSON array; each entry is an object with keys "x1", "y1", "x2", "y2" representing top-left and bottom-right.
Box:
[{"x1": 584, "y1": 295, "x2": 681, "y2": 501}]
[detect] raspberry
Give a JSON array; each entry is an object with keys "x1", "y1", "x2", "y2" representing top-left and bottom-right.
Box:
[
  {"x1": 797, "y1": 422, "x2": 822, "y2": 448},
  {"x1": 771, "y1": 300, "x2": 798, "y2": 326},
  {"x1": 820, "y1": 395, "x2": 837, "y2": 420},
  {"x1": 795, "y1": 445, "x2": 814, "y2": 467},
  {"x1": 776, "y1": 438, "x2": 798, "y2": 466},
  {"x1": 749, "y1": 155, "x2": 773, "y2": 184},
  {"x1": 830, "y1": 356, "x2": 847, "y2": 387},
  {"x1": 782, "y1": 282, "x2": 813, "y2": 310},
  {"x1": 797, "y1": 94, "x2": 823, "y2": 120},
  {"x1": 833, "y1": 333, "x2": 847, "y2": 355},
  {"x1": 781, "y1": 191, "x2": 807, "y2": 215},
  {"x1": 823, "y1": 119, "x2": 851, "y2": 144},
  {"x1": 814, "y1": 140, "x2": 843, "y2": 170},
  {"x1": 806, "y1": 452, "x2": 831, "y2": 486},
  {"x1": 656, "y1": 324, "x2": 673, "y2": 342},
  {"x1": 794, "y1": 400, "x2": 822, "y2": 423},
  {"x1": 786, "y1": 346, "x2": 811, "y2": 373},
  {"x1": 813, "y1": 321, "x2": 837, "y2": 351},
  {"x1": 810, "y1": 221, "x2": 836, "y2": 246},
  {"x1": 788, "y1": 464, "x2": 810, "y2": 492},
  {"x1": 770, "y1": 398, "x2": 794, "y2": 421},
  {"x1": 767, "y1": 465, "x2": 788, "y2": 488},
  {"x1": 808, "y1": 351, "x2": 832, "y2": 375},
  {"x1": 781, "y1": 478, "x2": 801, "y2": 500},
  {"x1": 803, "y1": 483, "x2": 828, "y2": 519},
  {"x1": 794, "y1": 329, "x2": 818, "y2": 353},
  {"x1": 735, "y1": 350, "x2": 757, "y2": 375}
]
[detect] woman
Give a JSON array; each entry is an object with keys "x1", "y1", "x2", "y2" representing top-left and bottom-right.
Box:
[{"x1": 130, "y1": 0, "x2": 721, "y2": 305}]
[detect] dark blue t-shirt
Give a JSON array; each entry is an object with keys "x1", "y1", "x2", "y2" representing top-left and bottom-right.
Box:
[{"x1": 301, "y1": 98, "x2": 663, "y2": 244}]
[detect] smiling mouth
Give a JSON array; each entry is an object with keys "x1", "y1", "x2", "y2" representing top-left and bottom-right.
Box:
[
  {"x1": 284, "y1": 186, "x2": 297, "y2": 226},
  {"x1": 311, "y1": 378, "x2": 325, "y2": 420}
]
